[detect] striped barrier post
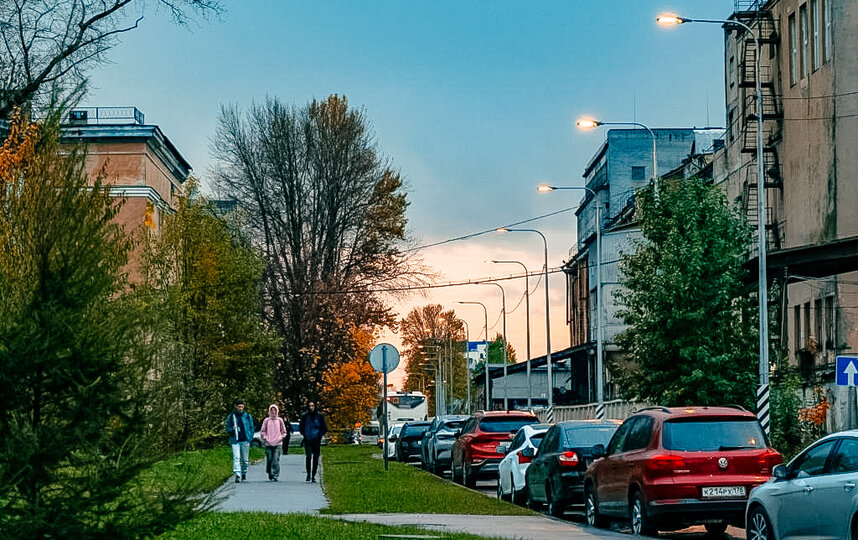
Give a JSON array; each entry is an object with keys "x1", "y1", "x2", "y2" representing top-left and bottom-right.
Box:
[
  {"x1": 545, "y1": 405, "x2": 555, "y2": 424},
  {"x1": 757, "y1": 384, "x2": 770, "y2": 436},
  {"x1": 595, "y1": 402, "x2": 606, "y2": 420}
]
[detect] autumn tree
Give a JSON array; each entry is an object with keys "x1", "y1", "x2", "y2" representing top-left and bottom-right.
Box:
[
  {"x1": 0, "y1": 111, "x2": 207, "y2": 538},
  {"x1": 614, "y1": 178, "x2": 758, "y2": 409},
  {"x1": 212, "y1": 95, "x2": 424, "y2": 417},
  {"x1": 138, "y1": 179, "x2": 281, "y2": 450},
  {"x1": 0, "y1": 0, "x2": 222, "y2": 118}
]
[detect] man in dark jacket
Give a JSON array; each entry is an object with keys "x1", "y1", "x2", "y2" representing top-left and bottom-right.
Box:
[
  {"x1": 298, "y1": 401, "x2": 327, "y2": 483},
  {"x1": 225, "y1": 399, "x2": 255, "y2": 483}
]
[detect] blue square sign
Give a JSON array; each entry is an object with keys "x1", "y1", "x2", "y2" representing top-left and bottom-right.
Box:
[{"x1": 836, "y1": 356, "x2": 858, "y2": 387}]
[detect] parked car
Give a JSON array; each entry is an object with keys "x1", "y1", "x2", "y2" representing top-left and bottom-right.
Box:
[
  {"x1": 360, "y1": 421, "x2": 381, "y2": 445},
  {"x1": 746, "y1": 429, "x2": 858, "y2": 540},
  {"x1": 524, "y1": 420, "x2": 620, "y2": 516},
  {"x1": 584, "y1": 406, "x2": 781, "y2": 536},
  {"x1": 497, "y1": 423, "x2": 550, "y2": 504},
  {"x1": 384, "y1": 423, "x2": 404, "y2": 459},
  {"x1": 395, "y1": 421, "x2": 432, "y2": 462},
  {"x1": 422, "y1": 415, "x2": 470, "y2": 475},
  {"x1": 451, "y1": 410, "x2": 540, "y2": 488}
]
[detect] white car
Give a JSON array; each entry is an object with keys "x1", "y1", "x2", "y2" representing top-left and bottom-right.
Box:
[
  {"x1": 385, "y1": 423, "x2": 404, "y2": 459},
  {"x1": 497, "y1": 423, "x2": 550, "y2": 505}
]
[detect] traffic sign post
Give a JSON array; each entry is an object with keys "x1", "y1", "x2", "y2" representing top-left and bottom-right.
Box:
[
  {"x1": 370, "y1": 343, "x2": 400, "y2": 471},
  {"x1": 837, "y1": 356, "x2": 858, "y2": 430}
]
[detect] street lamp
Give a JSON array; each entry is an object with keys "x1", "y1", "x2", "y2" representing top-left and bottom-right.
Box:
[
  {"x1": 461, "y1": 318, "x2": 472, "y2": 413},
  {"x1": 490, "y1": 259, "x2": 533, "y2": 408},
  {"x1": 576, "y1": 118, "x2": 659, "y2": 200},
  {"x1": 538, "y1": 184, "x2": 605, "y2": 418},
  {"x1": 477, "y1": 281, "x2": 508, "y2": 410},
  {"x1": 495, "y1": 227, "x2": 554, "y2": 409},
  {"x1": 657, "y1": 13, "x2": 771, "y2": 433},
  {"x1": 458, "y1": 300, "x2": 490, "y2": 410}
]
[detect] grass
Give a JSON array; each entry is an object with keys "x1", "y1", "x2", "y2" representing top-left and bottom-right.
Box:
[
  {"x1": 136, "y1": 445, "x2": 265, "y2": 494},
  {"x1": 319, "y1": 445, "x2": 533, "y2": 516},
  {"x1": 156, "y1": 512, "x2": 503, "y2": 539}
]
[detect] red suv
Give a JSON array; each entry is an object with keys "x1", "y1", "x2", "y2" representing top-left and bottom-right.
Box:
[
  {"x1": 584, "y1": 406, "x2": 781, "y2": 536},
  {"x1": 452, "y1": 410, "x2": 539, "y2": 488}
]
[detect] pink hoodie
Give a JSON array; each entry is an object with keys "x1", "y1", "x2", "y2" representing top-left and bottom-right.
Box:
[{"x1": 260, "y1": 404, "x2": 287, "y2": 447}]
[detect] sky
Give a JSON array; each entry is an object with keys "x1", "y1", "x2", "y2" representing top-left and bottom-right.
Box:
[{"x1": 87, "y1": 0, "x2": 736, "y2": 388}]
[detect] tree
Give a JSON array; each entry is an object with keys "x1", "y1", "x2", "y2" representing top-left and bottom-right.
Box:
[
  {"x1": 212, "y1": 95, "x2": 424, "y2": 417},
  {"x1": 0, "y1": 0, "x2": 223, "y2": 118},
  {"x1": 0, "y1": 111, "x2": 206, "y2": 538},
  {"x1": 138, "y1": 179, "x2": 281, "y2": 450},
  {"x1": 614, "y1": 178, "x2": 758, "y2": 409}
]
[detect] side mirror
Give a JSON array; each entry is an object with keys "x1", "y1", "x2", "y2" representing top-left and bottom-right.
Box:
[
  {"x1": 772, "y1": 464, "x2": 789, "y2": 480},
  {"x1": 591, "y1": 444, "x2": 606, "y2": 459},
  {"x1": 454, "y1": 429, "x2": 461, "y2": 439},
  {"x1": 496, "y1": 443, "x2": 509, "y2": 454},
  {"x1": 522, "y1": 447, "x2": 535, "y2": 459}
]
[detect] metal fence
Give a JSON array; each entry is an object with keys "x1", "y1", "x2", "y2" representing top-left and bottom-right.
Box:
[{"x1": 536, "y1": 399, "x2": 647, "y2": 423}]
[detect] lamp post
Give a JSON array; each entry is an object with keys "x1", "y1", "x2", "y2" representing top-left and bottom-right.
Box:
[
  {"x1": 495, "y1": 227, "x2": 553, "y2": 409},
  {"x1": 538, "y1": 184, "x2": 605, "y2": 418},
  {"x1": 418, "y1": 343, "x2": 442, "y2": 416},
  {"x1": 461, "y1": 318, "x2": 472, "y2": 413},
  {"x1": 576, "y1": 118, "x2": 659, "y2": 200},
  {"x1": 657, "y1": 13, "x2": 770, "y2": 433},
  {"x1": 490, "y1": 259, "x2": 532, "y2": 408},
  {"x1": 458, "y1": 301, "x2": 490, "y2": 410},
  {"x1": 477, "y1": 281, "x2": 508, "y2": 410}
]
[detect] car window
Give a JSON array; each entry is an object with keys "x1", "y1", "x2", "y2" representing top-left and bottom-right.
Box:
[
  {"x1": 792, "y1": 439, "x2": 837, "y2": 477},
  {"x1": 462, "y1": 418, "x2": 477, "y2": 434},
  {"x1": 443, "y1": 420, "x2": 465, "y2": 431},
  {"x1": 361, "y1": 425, "x2": 379, "y2": 436},
  {"x1": 564, "y1": 425, "x2": 621, "y2": 450},
  {"x1": 539, "y1": 428, "x2": 558, "y2": 453},
  {"x1": 530, "y1": 432, "x2": 547, "y2": 449},
  {"x1": 662, "y1": 419, "x2": 766, "y2": 451},
  {"x1": 478, "y1": 417, "x2": 539, "y2": 433},
  {"x1": 607, "y1": 418, "x2": 634, "y2": 455},
  {"x1": 403, "y1": 424, "x2": 430, "y2": 437},
  {"x1": 833, "y1": 438, "x2": 858, "y2": 473},
  {"x1": 621, "y1": 417, "x2": 653, "y2": 452},
  {"x1": 509, "y1": 431, "x2": 524, "y2": 450}
]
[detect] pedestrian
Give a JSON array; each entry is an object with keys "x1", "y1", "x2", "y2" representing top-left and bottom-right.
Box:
[
  {"x1": 260, "y1": 403, "x2": 287, "y2": 481},
  {"x1": 298, "y1": 401, "x2": 327, "y2": 483},
  {"x1": 225, "y1": 398, "x2": 255, "y2": 483},
  {"x1": 282, "y1": 416, "x2": 294, "y2": 455}
]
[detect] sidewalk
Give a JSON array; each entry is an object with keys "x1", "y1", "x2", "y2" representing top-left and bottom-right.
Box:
[{"x1": 216, "y1": 448, "x2": 328, "y2": 514}]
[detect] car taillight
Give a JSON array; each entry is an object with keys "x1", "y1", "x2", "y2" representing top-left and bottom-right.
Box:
[
  {"x1": 518, "y1": 452, "x2": 532, "y2": 465},
  {"x1": 757, "y1": 450, "x2": 782, "y2": 474},
  {"x1": 647, "y1": 454, "x2": 687, "y2": 472},
  {"x1": 558, "y1": 451, "x2": 579, "y2": 467}
]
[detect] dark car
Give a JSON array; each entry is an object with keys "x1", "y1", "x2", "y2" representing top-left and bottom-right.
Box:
[
  {"x1": 395, "y1": 421, "x2": 431, "y2": 462},
  {"x1": 584, "y1": 406, "x2": 782, "y2": 536},
  {"x1": 451, "y1": 410, "x2": 540, "y2": 488},
  {"x1": 422, "y1": 415, "x2": 469, "y2": 475},
  {"x1": 524, "y1": 419, "x2": 620, "y2": 517}
]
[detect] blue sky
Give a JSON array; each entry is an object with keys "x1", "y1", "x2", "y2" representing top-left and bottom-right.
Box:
[{"x1": 87, "y1": 0, "x2": 737, "y2": 383}]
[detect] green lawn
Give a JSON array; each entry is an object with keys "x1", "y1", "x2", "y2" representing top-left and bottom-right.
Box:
[
  {"x1": 157, "y1": 512, "x2": 501, "y2": 540},
  {"x1": 137, "y1": 445, "x2": 265, "y2": 495},
  {"x1": 319, "y1": 445, "x2": 533, "y2": 516}
]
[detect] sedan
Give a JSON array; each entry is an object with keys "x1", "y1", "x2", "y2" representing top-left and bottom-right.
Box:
[
  {"x1": 395, "y1": 421, "x2": 432, "y2": 462},
  {"x1": 497, "y1": 423, "x2": 550, "y2": 505},
  {"x1": 422, "y1": 415, "x2": 469, "y2": 475},
  {"x1": 746, "y1": 429, "x2": 858, "y2": 540}
]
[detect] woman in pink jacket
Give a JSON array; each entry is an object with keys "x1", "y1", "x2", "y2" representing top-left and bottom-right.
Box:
[{"x1": 260, "y1": 404, "x2": 288, "y2": 481}]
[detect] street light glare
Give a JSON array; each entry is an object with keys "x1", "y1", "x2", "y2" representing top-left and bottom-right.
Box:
[
  {"x1": 536, "y1": 184, "x2": 555, "y2": 192},
  {"x1": 576, "y1": 118, "x2": 601, "y2": 130},
  {"x1": 656, "y1": 14, "x2": 685, "y2": 26},
  {"x1": 496, "y1": 227, "x2": 509, "y2": 233}
]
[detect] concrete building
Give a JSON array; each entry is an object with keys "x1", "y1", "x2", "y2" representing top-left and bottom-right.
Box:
[{"x1": 714, "y1": 0, "x2": 858, "y2": 430}]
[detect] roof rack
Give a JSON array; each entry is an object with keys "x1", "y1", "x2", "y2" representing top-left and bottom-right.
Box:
[{"x1": 635, "y1": 406, "x2": 671, "y2": 414}]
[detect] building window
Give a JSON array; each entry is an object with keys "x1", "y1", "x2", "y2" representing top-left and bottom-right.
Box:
[
  {"x1": 794, "y1": 304, "x2": 802, "y2": 352},
  {"x1": 825, "y1": 295, "x2": 835, "y2": 349},
  {"x1": 800, "y1": 4, "x2": 809, "y2": 78},
  {"x1": 823, "y1": 0, "x2": 832, "y2": 62},
  {"x1": 729, "y1": 56, "x2": 735, "y2": 87},
  {"x1": 814, "y1": 298, "x2": 823, "y2": 344},
  {"x1": 789, "y1": 13, "x2": 798, "y2": 85},
  {"x1": 811, "y1": 0, "x2": 821, "y2": 70},
  {"x1": 803, "y1": 301, "x2": 811, "y2": 348},
  {"x1": 631, "y1": 166, "x2": 646, "y2": 181},
  {"x1": 727, "y1": 108, "x2": 735, "y2": 142}
]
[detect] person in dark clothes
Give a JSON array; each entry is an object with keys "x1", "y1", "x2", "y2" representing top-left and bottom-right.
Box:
[
  {"x1": 225, "y1": 399, "x2": 255, "y2": 483},
  {"x1": 298, "y1": 401, "x2": 327, "y2": 483},
  {"x1": 282, "y1": 416, "x2": 294, "y2": 455}
]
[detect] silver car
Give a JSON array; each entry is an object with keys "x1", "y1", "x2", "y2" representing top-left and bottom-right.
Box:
[{"x1": 746, "y1": 429, "x2": 858, "y2": 540}]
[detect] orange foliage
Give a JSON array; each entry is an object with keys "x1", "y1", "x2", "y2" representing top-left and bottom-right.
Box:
[
  {"x1": 0, "y1": 111, "x2": 39, "y2": 183},
  {"x1": 798, "y1": 387, "x2": 830, "y2": 426}
]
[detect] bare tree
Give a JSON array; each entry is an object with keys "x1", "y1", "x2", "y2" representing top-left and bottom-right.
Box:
[
  {"x1": 0, "y1": 0, "x2": 222, "y2": 118},
  {"x1": 212, "y1": 95, "x2": 426, "y2": 416}
]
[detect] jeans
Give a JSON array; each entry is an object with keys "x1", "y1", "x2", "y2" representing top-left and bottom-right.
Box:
[
  {"x1": 305, "y1": 439, "x2": 322, "y2": 478},
  {"x1": 265, "y1": 444, "x2": 281, "y2": 478},
  {"x1": 231, "y1": 441, "x2": 250, "y2": 476}
]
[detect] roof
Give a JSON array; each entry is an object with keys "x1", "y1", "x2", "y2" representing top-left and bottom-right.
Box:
[
  {"x1": 634, "y1": 405, "x2": 756, "y2": 419},
  {"x1": 472, "y1": 344, "x2": 588, "y2": 385},
  {"x1": 555, "y1": 419, "x2": 622, "y2": 427},
  {"x1": 474, "y1": 410, "x2": 538, "y2": 418}
]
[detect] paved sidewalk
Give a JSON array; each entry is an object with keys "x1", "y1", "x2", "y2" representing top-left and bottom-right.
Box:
[
  {"x1": 216, "y1": 448, "x2": 328, "y2": 514},
  {"x1": 335, "y1": 513, "x2": 627, "y2": 540}
]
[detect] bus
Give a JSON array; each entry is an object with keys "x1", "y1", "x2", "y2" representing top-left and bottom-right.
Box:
[{"x1": 379, "y1": 391, "x2": 429, "y2": 425}]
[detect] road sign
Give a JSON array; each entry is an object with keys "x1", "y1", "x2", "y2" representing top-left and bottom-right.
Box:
[
  {"x1": 836, "y1": 356, "x2": 858, "y2": 387},
  {"x1": 369, "y1": 343, "x2": 400, "y2": 374}
]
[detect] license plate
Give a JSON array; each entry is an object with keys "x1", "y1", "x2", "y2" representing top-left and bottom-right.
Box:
[{"x1": 702, "y1": 486, "x2": 746, "y2": 499}]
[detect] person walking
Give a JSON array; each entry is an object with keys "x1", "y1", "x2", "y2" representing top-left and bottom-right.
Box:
[
  {"x1": 225, "y1": 399, "x2": 255, "y2": 483},
  {"x1": 260, "y1": 403, "x2": 287, "y2": 481},
  {"x1": 282, "y1": 416, "x2": 294, "y2": 455},
  {"x1": 298, "y1": 401, "x2": 327, "y2": 483}
]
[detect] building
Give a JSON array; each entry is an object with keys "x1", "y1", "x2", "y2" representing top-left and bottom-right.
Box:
[{"x1": 714, "y1": 0, "x2": 858, "y2": 429}]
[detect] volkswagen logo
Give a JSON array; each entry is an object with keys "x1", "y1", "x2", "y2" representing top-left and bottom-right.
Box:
[{"x1": 718, "y1": 457, "x2": 729, "y2": 469}]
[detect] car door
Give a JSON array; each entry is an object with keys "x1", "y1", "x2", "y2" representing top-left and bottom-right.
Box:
[
  {"x1": 775, "y1": 438, "x2": 838, "y2": 539},
  {"x1": 595, "y1": 417, "x2": 635, "y2": 516},
  {"x1": 454, "y1": 418, "x2": 477, "y2": 474},
  {"x1": 499, "y1": 430, "x2": 525, "y2": 495},
  {"x1": 615, "y1": 416, "x2": 654, "y2": 517},
  {"x1": 528, "y1": 427, "x2": 558, "y2": 502},
  {"x1": 814, "y1": 437, "x2": 858, "y2": 539}
]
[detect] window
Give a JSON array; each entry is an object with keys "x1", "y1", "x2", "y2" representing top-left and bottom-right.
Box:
[
  {"x1": 540, "y1": 428, "x2": 559, "y2": 453},
  {"x1": 662, "y1": 419, "x2": 766, "y2": 451},
  {"x1": 727, "y1": 108, "x2": 735, "y2": 142},
  {"x1": 563, "y1": 426, "x2": 619, "y2": 450},
  {"x1": 606, "y1": 419, "x2": 633, "y2": 455},
  {"x1": 622, "y1": 417, "x2": 654, "y2": 452},
  {"x1": 729, "y1": 56, "x2": 735, "y2": 87},
  {"x1": 823, "y1": 0, "x2": 832, "y2": 62},
  {"x1": 815, "y1": 298, "x2": 823, "y2": 344},
  {"x1": 825, "y1": 296, "x2": 835, "y2": 349},
  {"x1": 509, "y1": 431, "x2": 525, "y2": 451},
  {"x1": 800, "y1": 4, "x2": 809, "y2": 78},
  {"x1": 811, "y1": 0, "x2": 821, "y2": 70},
  {"x1": 530, "y1": 432, "x2": 547, "y2": 449},
  {"x1": 794, "y1": 304, "x2": 802, "y2": 352},
  {"x1": 833, "y1": 438, "x2": 858, "y2": 473},
  {"x1": 631, "y1": 166, "x2": 646, "y2": 181},
  {"x1": 804, "y1": 302, "x2": 811, "y2": 347},
  {"x1": 478, "y1": 417, "x2": 539, "y2": 433},
  {"x1": 792, "y1": 439, "x2": 837, "y2": 477},
  {"x1": 789, "y1": 13, "x2": 798, "y2": 85}
]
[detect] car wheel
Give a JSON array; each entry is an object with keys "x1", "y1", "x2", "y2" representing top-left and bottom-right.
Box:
[
  {"x1": 546, "y1": 482, "x2": 564, "y2": 518},
  {"x1": 631, "y1": 491, "x2": 657, "y2": 536},
  {"x1": 452, "y1": 464, "x2": 462, "y2": 484},
  {"x1": 464, "y1": 464, "x2": 476, "y2": 488},
  {"x1": 746, "y1": 506, "x2": 773, "y2": 540},
  {"x1": 496, "y1": 478, "x2": 506, "y2": 500},
  {"x1": 513, "y1": 485, "x2": 527, "y2": 506},
  {"x1": 526, "y1": 489, "x2": 540, "y2": 510},
  {"x1": 705, "y1": 522, "x2": 728, "y2": 535},
  {"x1": 585, "y1": 486, "x2": 609, "y2": 529}
]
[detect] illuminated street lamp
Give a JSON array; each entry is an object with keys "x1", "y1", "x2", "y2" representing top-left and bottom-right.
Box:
[{"x1": 657, "y1": 12, "x2": 771, "y2": 433}]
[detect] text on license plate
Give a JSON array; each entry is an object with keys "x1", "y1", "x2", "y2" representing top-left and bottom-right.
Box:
[{"x1": 702, "y1": 486, "x2": 746, "y2": 499}]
